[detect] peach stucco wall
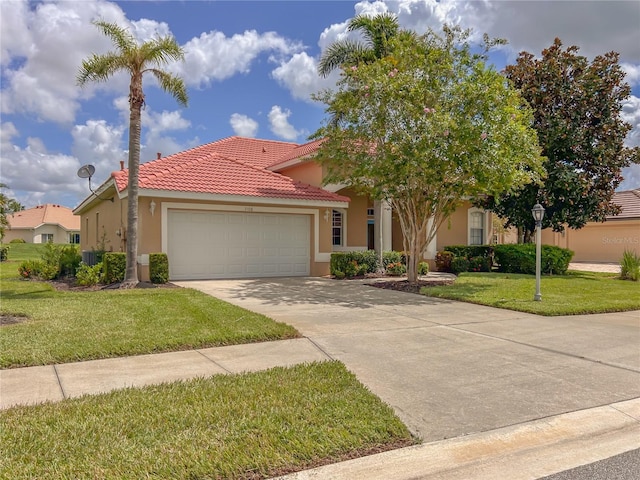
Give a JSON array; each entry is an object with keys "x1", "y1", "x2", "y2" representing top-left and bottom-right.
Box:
[
  {"x1": 542, "y1": 219, "x2": 640, "y2": 262},
  {"x1": 79, "y1": 193, "x2": 341, "y2": 279},
  {"x1": 276, "y1": 161, "x2": 324, "y2": 188}
]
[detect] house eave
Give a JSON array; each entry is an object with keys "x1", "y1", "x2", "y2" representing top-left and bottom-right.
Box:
[{"x1": 135, "y1": 189, "x2": 350, "y2": 208}]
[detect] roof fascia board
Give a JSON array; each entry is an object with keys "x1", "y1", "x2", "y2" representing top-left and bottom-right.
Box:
[
  {"x1": 73, "y1": 179, "x2": 119, "y2": 214},
  {"x1": 267, "y1": 155, "x2": 310, "y2": 172},
  {"x1": 136, "y1": 189, "x2": 349, "y2": 208}
]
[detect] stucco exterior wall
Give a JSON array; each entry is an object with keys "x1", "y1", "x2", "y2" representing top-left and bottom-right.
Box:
[
  {"x1": 78, "y1": 193, "x2": 342, "y2": 279},
  {"x1": 276, "y1": 161, "x2": 324, "y2": 188},
  {"x1": 337, "y1": 187, "x2": 368, "y2": 249},
  {"x1": 542, "y1": 219, "x2": 640, "y2": 262}
]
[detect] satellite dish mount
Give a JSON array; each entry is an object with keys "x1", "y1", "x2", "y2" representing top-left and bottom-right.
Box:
[{"x1": 77, "y1": 164, "x2": 113, "y2": 202}]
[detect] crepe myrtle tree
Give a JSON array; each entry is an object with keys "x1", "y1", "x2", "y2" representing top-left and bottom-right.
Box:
[
  {"x1": 78, "y1": 20, "x2": 188, "y2": 286},
  {"x1": 312, "y1": 26, "x2": 545, "y2": 282},
  {"x1": 480, "y1": 39, "x2": 639, "y2": 241}
]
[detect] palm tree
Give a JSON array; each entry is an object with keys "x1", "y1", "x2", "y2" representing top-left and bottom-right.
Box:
[
  {"x1": 318, "y1": 13, "x2": 400, "y2": 77},
  {"x1": 78, "y1": 21, "x2": 188, "y2": 286}
]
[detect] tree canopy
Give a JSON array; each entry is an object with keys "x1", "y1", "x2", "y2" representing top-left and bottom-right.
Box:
[
  {"x1": 312, "y1": 27, "x2": 544, "y2": 281},
  {"x1": 78, "y1": 20, "x2": 188, "y2": 285},
  {"x1": 480, "y1": 39, "x2": 639, "y2": 237}
]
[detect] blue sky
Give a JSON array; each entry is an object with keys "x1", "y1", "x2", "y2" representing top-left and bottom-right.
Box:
[{"x1": 1, "y1": 0, "x2": 639, "y2": 209}]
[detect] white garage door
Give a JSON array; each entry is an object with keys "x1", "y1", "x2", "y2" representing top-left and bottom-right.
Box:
[{"x1": 167, "y1": 210, "x2": 310, "y2": 280}]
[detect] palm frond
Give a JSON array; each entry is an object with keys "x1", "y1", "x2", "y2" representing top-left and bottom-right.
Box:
[
  {"x1": 140, "y1": 36, "x2": 185, "y2": 67},
  {"x1": 149, "y1": 70, "x2": 189, "y2": 107},
  {"x1": 77, "y1": 53, "x2": 129, "y2": 86},
  {"x1": 318, "y1": 40, "x2": 369, "y2": 77},
  {"x1": 92, "y1": 20, "x2": 136, "y2": 54}
]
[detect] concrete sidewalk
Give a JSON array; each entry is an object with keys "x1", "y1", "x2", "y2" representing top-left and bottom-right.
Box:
[
  {"x1": 0, "y1": 338, "x2": 330, "y2": 409},
  {"x1": 2, "y1": 276, "x2": 639, "y2": 479}
]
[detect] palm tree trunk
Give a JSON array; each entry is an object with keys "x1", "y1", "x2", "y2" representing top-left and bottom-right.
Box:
[{"x1": 124, "y1": 102, "x2": 142, "y2": 286}]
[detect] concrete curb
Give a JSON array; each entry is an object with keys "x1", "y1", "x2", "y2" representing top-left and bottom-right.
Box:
[{"x1": 274, "y1": 398, "x2": 640, "y2": 480}]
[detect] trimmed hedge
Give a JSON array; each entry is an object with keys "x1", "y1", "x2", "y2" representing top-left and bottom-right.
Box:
[
  {"x1": 103, "y1": 252, "x2": 126, "y2": 284},
  {"x1": 494, "y1": 244, "x2": 573, "y2": 275},
  {"x1": 149, "y1": 253, "x2": 169, "y2": 284},
  {"x1": 435, "y1": 251, "x2": 454, "y2": 272},
  {"x1": 443, "y1": 245, "x2": 493, "y2": 259},
  {"x1": 0, "y1": 246, "x2": 8, "y2": 262},
  {"x1": 330, "y1": 251, "x2": 377, "y2": 278}
]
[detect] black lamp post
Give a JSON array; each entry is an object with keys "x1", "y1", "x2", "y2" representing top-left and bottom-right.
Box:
[{"x1": 531, "y1": 203, "x2": 545, "y2": 301}]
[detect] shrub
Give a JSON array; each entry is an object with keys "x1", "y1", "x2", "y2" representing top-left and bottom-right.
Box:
[
  {"x1": 386, "y1": 262, "x2": 406, "y2": 276},
  {"x1": 418, "y1": 261, "x2": 429, "y2": 275},
  {"x1": 9, "y1": 238, "x2": 26, "y2": 243},
  {"x1": 435, "y1": 251, "x2": 454, "y2": 272},
  {"x1": 0, "y1": 246, "x2": 8, "y2": 262},
  {"x1": 493, "y1": 244, "x2": 573, "y2": 275},
  {"x1": 103, "y1": 252, "x2": 126, "y2": 284},
  {"x1": 382, "y1": 251, "x2": 404, "y2": 269},
  {"x1": 468, "y1": 256, "x2": 491, "y2": 272},
  {"x1": 59, "y1": 245, "x2": 81, "y2": 277},
  {"x1": 443, "y1": 245, "x2": 493, "y2": 259},
  {"x1": 330, "y1": 251, "x2": 379, "y2": 277},
  {"x1": 149, "y1": 253, "x2": 169, "y2": 284},
  {"x1": 18, "y1": 260, "x2": 43, "y2": 279},
  {"x1": 451, "y1": 257, "x2": 470, "y2": 275},
  {"x1": 75, "y1": 262, "x2": 104, "y2": 286},
  {"x1": 620, "y1": 249, "x2": 640, "y2": 281}
]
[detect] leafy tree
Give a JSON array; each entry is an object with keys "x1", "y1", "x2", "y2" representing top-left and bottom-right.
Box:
[
  {"x1": 318, "y1": 13, "x2": 401, "y2": 78},
  {"x1": 481, "y1": 39, "x2": 639, "y2": 239},
  {"x1": 78, "y1": 21, "x2": 188, "y2": 286},
  {"x1": 0, "y1": 184, "x2": 22, "y2": 241},
  {"x1": 312, "y1": 27, "x2": 544, "y2": 281}
]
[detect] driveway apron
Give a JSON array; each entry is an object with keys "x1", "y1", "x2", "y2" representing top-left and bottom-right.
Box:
[{"x1": 176, "y1": 277, "x2": 640, "y2": 442}]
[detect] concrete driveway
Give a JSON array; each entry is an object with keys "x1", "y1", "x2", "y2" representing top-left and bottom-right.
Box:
[{"x1": 176, "y1": 277, "x2": 640, "y2": 442}]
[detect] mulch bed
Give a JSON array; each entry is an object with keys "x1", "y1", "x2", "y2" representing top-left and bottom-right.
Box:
[
  {"x1": 0, "y1": 314, "x2": 28, "y2": 326},
  {"x1": 367, "y1": 279, "x2": 454, "y2": 294}
]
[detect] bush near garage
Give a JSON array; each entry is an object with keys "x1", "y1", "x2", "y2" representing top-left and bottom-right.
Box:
[
  {"x1": 150, "y1": 253, "x2": 169, "y2": 284},
  {"x1": 103, "y1": 252, "x2": 126, "y2": 284}
]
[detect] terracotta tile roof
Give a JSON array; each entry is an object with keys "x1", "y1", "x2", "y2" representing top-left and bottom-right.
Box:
[
  {"x1": 111, "y1": 144, "x2": 350, "y2": 203},
  {"x1": 7, "y1": 204, "x2": 80, "y2": 230},
  {"x1": 609, "y1": 189, "x2": 640, "y2": 219},
  {"x1": 268, "y1": 138, "x2": 325, "y2": 169}
]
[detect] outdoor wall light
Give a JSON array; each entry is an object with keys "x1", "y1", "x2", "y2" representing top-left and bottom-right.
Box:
[
  {"x1": 531, "y1": 203, "x2": 545, "y2": 301},
  {"x1": 324, "y1": 208, "x2": 330, "y2": 222},
  {"x1": 150, "y1": 199, "x2": 156, "y2": 217}
]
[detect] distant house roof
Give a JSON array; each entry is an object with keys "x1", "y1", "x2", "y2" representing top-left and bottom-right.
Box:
[
  {"x1": 108, "y1": 136, "x2": 347, "y2": 204},
  {"x1": 8, "y1": 204, "x2": 80, "y2": 231},
  {"x1": 609, "y1": 189, "x2": 640, "y2": 220}
]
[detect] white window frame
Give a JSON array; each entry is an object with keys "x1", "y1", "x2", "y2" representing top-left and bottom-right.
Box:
[
  {"x1": 332, "y1": 209, "x2": 344, "y2": 247},
  {"x1": 467, "y1": 208, "x2": 486, "y2": 246}
]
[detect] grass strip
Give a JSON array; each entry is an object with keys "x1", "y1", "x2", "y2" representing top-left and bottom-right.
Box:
[
  {"x1": 0, "y1": 361, "x2": 415, "y2": 479},
  {"x1": 1, "y1": 260, "x2": 298, "y2": 368},
  {"x1": 422, "y1": 271, "x2": 640, "y2": 315}
]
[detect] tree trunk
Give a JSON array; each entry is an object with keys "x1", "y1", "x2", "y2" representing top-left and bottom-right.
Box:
[{"x1": 123, "y1": 100, "x2": 142, "y2": 286}]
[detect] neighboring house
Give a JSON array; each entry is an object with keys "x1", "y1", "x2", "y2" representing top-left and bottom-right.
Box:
[
  {"x1": 73, "y1": 136, "x2": 492, "y2": 280},
  {"x1": 5, "y1": 204, "x2": 81, "y2": 244},
  {"x1": 542, "y1": 188, "x2": 640, "y2": 262}
]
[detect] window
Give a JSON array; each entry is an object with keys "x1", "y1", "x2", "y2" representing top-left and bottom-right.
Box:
[
  {"x1": 69, "y1": 233, "x2": 80, "y2": 244},
  {"x1": 41, "y1": 234, "x2": 54, "y2": 243},
  {"x1": 332, "y1": 210, "x2": 343, "y2": 246},
  {"x1": 469, "y1": 211, "x2": 485, "y2": 245}
]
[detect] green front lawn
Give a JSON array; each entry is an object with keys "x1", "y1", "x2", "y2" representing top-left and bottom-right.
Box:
[
  {"x1": 0, "y1": 361, "x2": 416, "y2": 480},
  {"x1": 423, "y1": 271, "x2": 640, "y2": 315},
  {"x1": 1, "y1": 252, "x2": 299, "y2": 368}
]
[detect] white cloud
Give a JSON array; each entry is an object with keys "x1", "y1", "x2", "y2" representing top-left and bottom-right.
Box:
[
  {"x1": 268, "y1": 105, "x2": 301, "y2": 141},
  {"x1": 230, "y1": 114, "x2": 259, "y2": 137},
  {"x1": 619, "y1": 95, "x2": 640, "y2": 190},
  {"x1": 0, "y1": 0, "x2": 129, "y2": 124},
  {"x1": 271, "y1": 52, "x2": 338, "y2": 102},
  {"x1": 177, "y1": 29, "x2": 303, "y2": 87},
  {"x1": 622, "y1": 63, "x2": 640, "y2": 88}
]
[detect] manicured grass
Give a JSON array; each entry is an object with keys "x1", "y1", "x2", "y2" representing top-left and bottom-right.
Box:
[
  {"x1": 422, "y1": 271, "x2": 640, "y2": 315},
  {"x1": 1, "y1": 255, "x2": 299, "y2": 368},
  {"x1": 0, "y1": 242, "x2": 44, "y2": 262},
  {"x1": 0, "y1": 361, "x2": 415, "y2": 479}
]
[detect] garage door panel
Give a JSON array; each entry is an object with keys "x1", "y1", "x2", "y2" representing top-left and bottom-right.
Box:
[{"x1": 168, "y1": 210, "x2": 310, "y2": 280}]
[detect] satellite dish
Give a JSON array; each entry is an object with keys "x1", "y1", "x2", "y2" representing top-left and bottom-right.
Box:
[{"x1": 77, "y1": 164, "x2": 96, "y2": 179}]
